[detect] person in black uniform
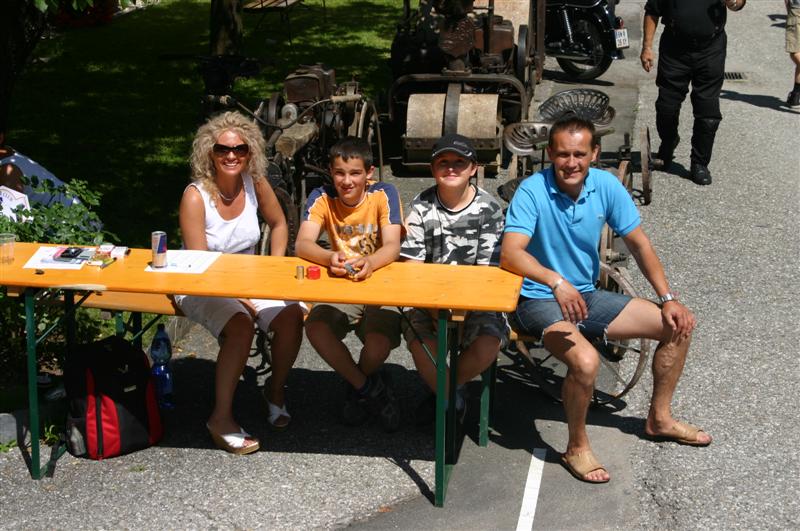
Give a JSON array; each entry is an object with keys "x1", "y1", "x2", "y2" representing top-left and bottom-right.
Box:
[{"x1": 641, "y1": 0, "x2": 745, "y2": 186}]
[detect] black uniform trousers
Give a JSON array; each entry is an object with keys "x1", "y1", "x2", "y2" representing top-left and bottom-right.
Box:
[{"x1": 655, "y1": 30, "x2": 726, "y2": 166}]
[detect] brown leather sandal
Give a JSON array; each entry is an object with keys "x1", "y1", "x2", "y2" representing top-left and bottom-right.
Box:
[{"x1": 561, "y1": 450, "x2": 610, "y2": 483}]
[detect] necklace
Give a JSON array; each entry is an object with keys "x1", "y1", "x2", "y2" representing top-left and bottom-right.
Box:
[{"x1": 217, "y1": 183, "x2": 241, "y2": 202}]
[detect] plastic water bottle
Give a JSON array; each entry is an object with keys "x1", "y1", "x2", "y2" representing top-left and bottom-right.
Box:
[{"x1": 149, "y1": 323, "x2": 175, "y2": 409}]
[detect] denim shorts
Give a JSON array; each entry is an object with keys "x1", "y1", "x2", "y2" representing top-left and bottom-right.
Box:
[{"x1": 508, "y1": 289, "x2": 632, "y2": 340}]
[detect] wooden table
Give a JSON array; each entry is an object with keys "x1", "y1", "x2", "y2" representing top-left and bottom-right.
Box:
[{"x1": 0, "y1": 242, "x2": 522, "y2": 506}]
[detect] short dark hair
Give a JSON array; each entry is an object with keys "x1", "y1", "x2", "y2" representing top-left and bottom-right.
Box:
[
  {"x1": 329, "y1": 136, "x2": 373, "y2": 168},
  {"x1": 548, "y1": 114, "x2": 599, "y2": 149}
]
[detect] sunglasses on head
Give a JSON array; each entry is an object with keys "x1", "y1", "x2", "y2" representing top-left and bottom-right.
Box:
[{"x1": 212, "y1": 143, "x2": 250, "y2": 157}]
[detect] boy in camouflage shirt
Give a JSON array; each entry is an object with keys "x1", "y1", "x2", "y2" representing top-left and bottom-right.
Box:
[{"x1": 400, "y1": 133, "x2": 508, "y2": 422}]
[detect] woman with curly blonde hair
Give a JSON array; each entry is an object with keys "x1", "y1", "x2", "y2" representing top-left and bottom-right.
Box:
[{"x1": 176, "y1": 111, "x2": 305, "y2": 454}]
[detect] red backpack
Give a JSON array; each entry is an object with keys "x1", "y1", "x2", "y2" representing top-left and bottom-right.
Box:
[{"x1": 64, "y1": 336, "x2": 163, "y2": 459}]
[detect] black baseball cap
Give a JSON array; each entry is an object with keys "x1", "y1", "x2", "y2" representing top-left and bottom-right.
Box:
[{"x1": 431, "y1": 133, "x2": 477, "y2": 162}]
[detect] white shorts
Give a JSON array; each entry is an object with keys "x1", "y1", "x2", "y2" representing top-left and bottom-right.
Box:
[{"x1": 174, "y1": 295, "x2": 307, "y2": 338}]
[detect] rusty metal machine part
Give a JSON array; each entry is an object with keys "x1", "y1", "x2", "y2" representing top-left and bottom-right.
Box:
[
  {"x1": 405, "y1": 89, "x2": 499, "y2": 164},
  {"x1": 536, "y1": 88, "x2": 615, "y2": 125},
  {"x1": 389, "y1": 0, "x2": 536, "y2": 169},
  {"x1": 503, "y1": 122, "x2": 551, "y2": 157}
]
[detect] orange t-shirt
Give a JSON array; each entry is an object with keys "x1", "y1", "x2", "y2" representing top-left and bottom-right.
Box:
[{"x1": 303, "y1": 180, "x2": 403, "y2": 259}]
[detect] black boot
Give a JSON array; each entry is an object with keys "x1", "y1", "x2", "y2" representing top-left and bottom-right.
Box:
[
  {"x1": 689, "y1": 118, "x2": 720, "y2": 185},
  {"x1": 690, "y1": 118, "x2": 720, "y2": 166},
  {"x1": 655, "y1": 112, "x2": 680, "y2": 169},
  {"x1": 690, "y1": 162, "x2": 712, "y2": 185}
]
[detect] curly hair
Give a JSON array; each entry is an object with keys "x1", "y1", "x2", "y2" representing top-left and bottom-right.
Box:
[{"x1": 189, "y1": 111, "x2": 267, "y2": 201}]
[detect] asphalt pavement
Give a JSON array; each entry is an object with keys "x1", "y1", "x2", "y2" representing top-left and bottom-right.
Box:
[{"x1": 1, "y1": 1, "x2": 798, "y2": 529}]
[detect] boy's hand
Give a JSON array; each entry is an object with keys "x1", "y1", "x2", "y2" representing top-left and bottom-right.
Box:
[
  {"x1": 328, "y1": 251, "x2": 349, "y2": 277},
  {"x1": 347, "y1": 256, "x2": 374, "y2": 281}
]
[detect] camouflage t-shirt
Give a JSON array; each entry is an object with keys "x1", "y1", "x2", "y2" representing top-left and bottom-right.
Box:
[{"x1": 400, "y1": 184, "x2": 504, "y2": 265}]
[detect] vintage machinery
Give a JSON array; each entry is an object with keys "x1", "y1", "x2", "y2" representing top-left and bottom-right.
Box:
[
  {"x1": 197, "y1": 57, "x2": 380, "y2": 254},
  {"x1": 543, "y1": 0, "x2": 628, "y2": 81},
  {"x1": 388, "y1": 0, "x2": 536, "y2": 170}
]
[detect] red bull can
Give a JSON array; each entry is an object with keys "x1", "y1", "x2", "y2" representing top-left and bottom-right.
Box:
[{"x1": 151, "y1": 231, "x2": 167, "y2": 268}]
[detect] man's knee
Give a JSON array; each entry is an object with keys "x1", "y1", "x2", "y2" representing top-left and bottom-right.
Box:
[
  {"x1": 569, "y1": 349, "x2": 600, "y2": 383},
  {"x1": 543, "y1": 326, "x2": 599, "y2": 382}
]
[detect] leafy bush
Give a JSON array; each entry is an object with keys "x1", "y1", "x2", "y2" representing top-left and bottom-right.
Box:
[{"x1": 0, "y1": 177, "x2": 113, "y2": 381}]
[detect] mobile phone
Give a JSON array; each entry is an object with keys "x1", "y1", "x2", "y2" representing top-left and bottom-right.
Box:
[
  {"x1": 54, "y1": 246, "x2": 94, "y2": 262},
  {"x1": 56, "y1": 247, "x2": 84, "y2": 259}
]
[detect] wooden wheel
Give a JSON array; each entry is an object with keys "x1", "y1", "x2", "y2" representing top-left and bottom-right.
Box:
[
  {"x1": 616, "y1": 159, "x2": 632, "y2": 191},
  {"x1": 640, "y1": 127, "x2": 653, "y2": 205}
]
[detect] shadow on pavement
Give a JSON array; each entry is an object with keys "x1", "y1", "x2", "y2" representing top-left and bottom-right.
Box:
[
  {"x1": 720, "y1": 89, "x2": 797, "y2": 114},
  {"x1": 485, "y1": 354, "x2": 651, "y2": 455},
  {"x1": 161, "y1": 358, "x2": 432, "y2": 458}
]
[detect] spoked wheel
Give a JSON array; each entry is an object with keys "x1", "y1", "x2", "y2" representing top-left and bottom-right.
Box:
[
  {"x1": 640, "y1": 127, "x2": 653, "y2": 205},
  {"x1": 515, "y1": 25, "x2": 535, "y2": 118},
  {"x1": 259, "y1": 186, "x2": 300, "y2": 256},
  {"x1": 555, "y1": 19, "x2": 613, "y2": 81},
  {"x1": 592, "y1": 263, "x2": 652, "y2": 405},
  {"x1": 510, "y1": 263, "x2": 652, "y2": 406},
  {"x1": 349, "y1": 100, "x2": 384, "y2": 180}
]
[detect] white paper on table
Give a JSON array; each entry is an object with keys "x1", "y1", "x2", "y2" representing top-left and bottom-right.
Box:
[
  {"x1": 23, "y1": 246, "x2": 85, "y2": 270},
  {"x1": 144, "y1": 250, "x2": 221, "y2": 274}
]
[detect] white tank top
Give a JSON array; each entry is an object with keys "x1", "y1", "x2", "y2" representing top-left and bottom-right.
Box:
[{"x1": 187, "y1": 173, "x2": 261, "y2": 254}]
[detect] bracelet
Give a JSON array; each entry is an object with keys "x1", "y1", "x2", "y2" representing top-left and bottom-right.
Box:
[{"x1": 551, "y1": 277, "x2": 564, "y2": 292}]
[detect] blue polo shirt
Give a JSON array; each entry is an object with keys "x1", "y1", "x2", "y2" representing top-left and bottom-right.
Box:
[{"x1": 504, "y1": 166, "x2": 640, "y2": 299}]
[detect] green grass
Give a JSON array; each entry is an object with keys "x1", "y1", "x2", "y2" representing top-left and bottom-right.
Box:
[{"x1": 9, "y1": 0, "x2": 399, "y2": 247}]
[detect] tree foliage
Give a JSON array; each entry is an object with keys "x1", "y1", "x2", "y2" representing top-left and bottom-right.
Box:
[{"x1": 0, "y1": 177, "x2": 110, "y2": 379}]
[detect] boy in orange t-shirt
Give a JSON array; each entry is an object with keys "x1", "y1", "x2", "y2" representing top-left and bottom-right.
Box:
[{"x1": 295, "y1": 137, "x2": 404, "y2": 431}]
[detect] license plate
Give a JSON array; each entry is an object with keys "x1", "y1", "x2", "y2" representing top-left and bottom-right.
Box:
[{"x1": 615, "y1": 28, "x2": 630, "y2": 49}]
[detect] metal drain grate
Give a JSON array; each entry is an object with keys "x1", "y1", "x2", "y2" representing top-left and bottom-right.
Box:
[{"x1": 724, "y1": 72, "x2": 748, "y2": 81}]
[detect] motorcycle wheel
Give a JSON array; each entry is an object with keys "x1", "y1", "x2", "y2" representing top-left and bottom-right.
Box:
[{"x1": 556, "y1": 19, "x2": 613, "y2": 81}]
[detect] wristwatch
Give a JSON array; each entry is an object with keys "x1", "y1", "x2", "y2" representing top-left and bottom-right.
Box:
[{"x1": 657, "y1": 292, "x2": 678, "y2": 304}]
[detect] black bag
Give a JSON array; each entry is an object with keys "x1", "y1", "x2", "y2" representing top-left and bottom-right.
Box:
[{"x1": 64, "y1": 336, "x2": 163, "y2": 459}]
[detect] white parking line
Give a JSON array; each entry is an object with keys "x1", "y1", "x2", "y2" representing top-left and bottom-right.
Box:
[{"x1": 516, "y1": 448, "x2": 548, "y2": 531}]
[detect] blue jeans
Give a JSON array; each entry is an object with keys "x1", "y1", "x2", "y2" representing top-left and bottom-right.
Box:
[{"x1": 509, "y1": 289, "x2": 632, "y2": 340}]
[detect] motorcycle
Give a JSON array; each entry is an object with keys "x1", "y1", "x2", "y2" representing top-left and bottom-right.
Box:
[{"x1": 544, "y1": 0, "x2": 629, "y2": 81}]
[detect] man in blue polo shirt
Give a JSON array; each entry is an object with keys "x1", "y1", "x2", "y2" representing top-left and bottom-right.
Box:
[{"x1": 500, "y1": 116, "x2": 711, "y2": 484}]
